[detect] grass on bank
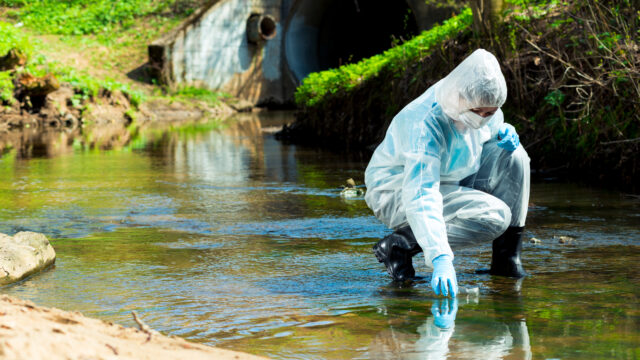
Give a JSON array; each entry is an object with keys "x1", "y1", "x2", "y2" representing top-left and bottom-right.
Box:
[
  {"x1": 0, "y1": 0, "x2": 227, "y2": 107},
  {"x1": 295, "y1": 8, "x2": 473, "y2": 107},
  {"x1": 166, "y1": 86, "x2": 231, "y2": 108},
  {"x1": 0, "y1": 0, "x2": 190, "y2": 36},
  {"x1": 0, "y1": 20, "x2": 145, "y2": 108}
]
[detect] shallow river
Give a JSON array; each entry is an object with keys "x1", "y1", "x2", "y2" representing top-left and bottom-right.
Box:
[{"x1": 1, "y1": 111, "x2": 638, "y2": 359}]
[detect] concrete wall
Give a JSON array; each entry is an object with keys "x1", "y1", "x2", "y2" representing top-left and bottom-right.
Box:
[
  {"x1": 150, "y1": 0, "x2": 288, "y2": 106},
  {"x1": 149, "y1": 0, "x2": 458, "y2": 106}
]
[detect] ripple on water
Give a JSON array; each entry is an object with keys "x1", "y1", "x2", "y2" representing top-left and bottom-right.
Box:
[{"x1": 220, "y1": 216, "x2": 390, "y2": 240}]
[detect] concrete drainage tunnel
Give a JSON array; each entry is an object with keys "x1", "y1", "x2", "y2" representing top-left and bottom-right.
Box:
[
  {"x1": 285, "y1": 0, "x2": 418, "y2": 84},
  {"x1": 149, "y1": 0, "x2": 447, "y2": 105}
]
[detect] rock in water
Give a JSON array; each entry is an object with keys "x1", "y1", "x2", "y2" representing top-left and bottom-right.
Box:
[
  {"x1": 340, "y1": 178, "x2": 366, "y2": 198},
  {"x1": 340, "y1": 188, "x2": 365, "y2": 198},
  {"x1": 0, "y1": 232, "x2": 56, "y2": 285},
  {"x1": 345, "y1": 178, "x2": 356, "y2": 188},
  {"x1": 554, "y1": 235, "x2": 576, "y2": 245}
]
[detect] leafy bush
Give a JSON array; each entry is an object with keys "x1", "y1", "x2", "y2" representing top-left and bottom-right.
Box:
[{"x1": 295, "y1": 8, "x2": 472, "y2": 107}]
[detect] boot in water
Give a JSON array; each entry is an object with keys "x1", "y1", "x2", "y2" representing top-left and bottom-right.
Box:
[
  {"x1": 373, "y1": 226, "x2": 423, "y2": 282},
  {"x1": 489, "y1": 226, "x2": 526, "y2": 278}
]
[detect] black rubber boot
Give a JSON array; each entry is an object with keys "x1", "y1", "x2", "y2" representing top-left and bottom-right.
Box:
[
  {"x1": 489, "y1": 226, "x2": 526, "y2": 278},
  {"x1": 373, "y1": 226, "x2": 423, "y2": 282}
]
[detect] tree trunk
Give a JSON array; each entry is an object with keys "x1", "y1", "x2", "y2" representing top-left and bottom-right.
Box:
[{"x1": 470, "y1": 0, "x2": 505, "y2": 37}]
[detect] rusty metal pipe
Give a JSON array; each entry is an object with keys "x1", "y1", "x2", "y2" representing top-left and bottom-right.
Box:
[{"x1": 247, "y1": 14, "x2": 277, "y2": 43}]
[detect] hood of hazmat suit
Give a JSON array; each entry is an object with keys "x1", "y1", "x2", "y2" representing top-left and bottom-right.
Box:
[
  {"x1": 436, "y1": 49, "x2": 507, "y2": 128},
  {"x1": 364, "y1": 49, "x2": 508, "y2": 267}
]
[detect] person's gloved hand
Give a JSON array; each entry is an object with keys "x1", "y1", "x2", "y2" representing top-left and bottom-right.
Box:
[
  {"x1": 431, "y1": 298, "x2": 459, "y2": 329},
  {"x1": 497, "y1": 123, "x2": 520, "y2": 151},
  {"x1": 431, "y1": 255, "x2": 458, "y2": 297}
]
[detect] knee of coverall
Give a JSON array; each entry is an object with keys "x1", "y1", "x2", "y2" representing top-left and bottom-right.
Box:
[
  {"x1": 504, "y1": 145, "x2": 530, "y2": 179},
  {"x1": 472, "y1": 141, "x2": 530, "y2": 198},
  {"x1": 444, "y1": 190, "x2": 512, "y2": 248}
]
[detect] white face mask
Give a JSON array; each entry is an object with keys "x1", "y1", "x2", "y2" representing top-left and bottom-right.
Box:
[{"x1": 458, "y1": 111, "x2": 493, "y2": 129}]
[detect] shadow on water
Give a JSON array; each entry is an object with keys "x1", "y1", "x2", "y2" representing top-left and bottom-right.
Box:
[{"x1": 0, "y1": 111, "x2": 638, "y2": 359}]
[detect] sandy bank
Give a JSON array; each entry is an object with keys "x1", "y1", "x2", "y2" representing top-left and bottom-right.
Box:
[{"x1": 0, "y1": 295, "x2": 268, "y2": 360}]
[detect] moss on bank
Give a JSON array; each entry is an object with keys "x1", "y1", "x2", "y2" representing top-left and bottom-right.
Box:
[
  {"x1": 292, "y1": 0, "x2": 639, "y2": 189},
  {"x1": 295, "y1": 8, "x2": 473, "y2": 107}
]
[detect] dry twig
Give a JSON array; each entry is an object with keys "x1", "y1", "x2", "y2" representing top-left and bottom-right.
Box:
[{"x1": 131, "y1": 311, "x2": 158, "y2": 342}]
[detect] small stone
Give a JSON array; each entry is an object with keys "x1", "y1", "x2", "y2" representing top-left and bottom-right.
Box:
[
  {"x1": 554, "y1": 235, "x2": 576, "y2": 244},
  {"x1": 529, "y1": 237, "x2": 541, "y2": 244}
]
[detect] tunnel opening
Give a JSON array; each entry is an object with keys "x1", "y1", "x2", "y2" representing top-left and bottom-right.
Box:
[
  {"x1": 284, "y1": 0, "x2": 419, "y2": 82},
  {"x1": 317, "y1": 0, "x2": 418, "y2": 69}
]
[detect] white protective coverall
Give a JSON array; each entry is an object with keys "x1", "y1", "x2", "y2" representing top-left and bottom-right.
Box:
[{"x1": 364, "y1": 49, "x2": 530, "y2": 268}]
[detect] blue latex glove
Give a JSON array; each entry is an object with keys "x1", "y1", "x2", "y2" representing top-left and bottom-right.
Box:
[
  {"x1": 497, "y1": 123, "x2": 520, "y2": 151},
  {"x1": 431, "y1": 298, "x2": 459, "y2": 329},
  {"x1": 431, "y1": 255, "x2": 458, "y2": 297}
]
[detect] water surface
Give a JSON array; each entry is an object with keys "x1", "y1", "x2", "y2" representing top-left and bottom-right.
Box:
[{"x1": 0, "y1": 111, "x2": 638, "y2": 359}]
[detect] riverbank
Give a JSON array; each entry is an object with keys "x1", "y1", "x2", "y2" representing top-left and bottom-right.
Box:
[
  {"x1": 290, "y1": 0, "x2": 639, "y2": 190},
  {"x1": 0, "y1": 1, "x2": 246, "y2": 145},
  {"x1": 0, "y1": 294, "x2": 268, "y2": 360}
]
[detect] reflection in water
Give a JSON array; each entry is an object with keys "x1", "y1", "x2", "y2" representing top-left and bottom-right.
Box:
[
  {"x1": 370, "y1": 279, "x2": 532, "y2": 360},
  {"x1": 0, "y1": 121, "x2": 135, "y2": 159},
  {"x1": 0, "y1": 111, "x2": 638, "y2": 359},
  {"x1": 0, "y1": 127, "x2": 79, "y2": 158}
]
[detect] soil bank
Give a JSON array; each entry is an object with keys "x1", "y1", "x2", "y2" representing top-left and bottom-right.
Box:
[{"x1": 0, "y1": 294, "x2": 269, "y2": 360}]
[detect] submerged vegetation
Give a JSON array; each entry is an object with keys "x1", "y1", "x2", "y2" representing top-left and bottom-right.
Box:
[{"x1": 293, "y1": 0, "x2": 639, "y2": 189}]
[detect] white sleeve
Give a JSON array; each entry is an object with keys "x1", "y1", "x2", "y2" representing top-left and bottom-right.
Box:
[{"x1": 399, "y1": 119, "x2": 454, "y2": 268}]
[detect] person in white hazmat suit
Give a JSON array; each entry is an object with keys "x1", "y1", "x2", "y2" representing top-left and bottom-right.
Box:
[{"x1": 365, "y1": 49, "x2": 530, "y2": 297}]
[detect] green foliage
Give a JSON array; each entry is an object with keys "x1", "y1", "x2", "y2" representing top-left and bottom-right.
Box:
[
  {"x1": 544, "y1": 90, "x2": 565, "y2": 107},
  {"x1": 4, "y1": 0, "x2": 191, "y2": 35},
  {"x1": 0, "y1": 21, "x2": 34, "y2": 59},
  {"x1": 0, "y1": 21, "x2": 145, "y2": 108},
  {"x1": 499, "y1": 0, "x2": 639, "y2": 184},
  {"x1": 0, "y1": 71, "x2": 14, "y2": 104},
  {"x1": 295, "y1": 8, "x2": 473, "y2": 107},
  {"x1": 504, "y1": 0, "x2": 562, "y2": 21},
  {"x1": 0, "y1": 0, "x2": 26, "y2": 7},
  {"x1": 169, "y1": 86, "x2": 230, "y2": 108}
]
